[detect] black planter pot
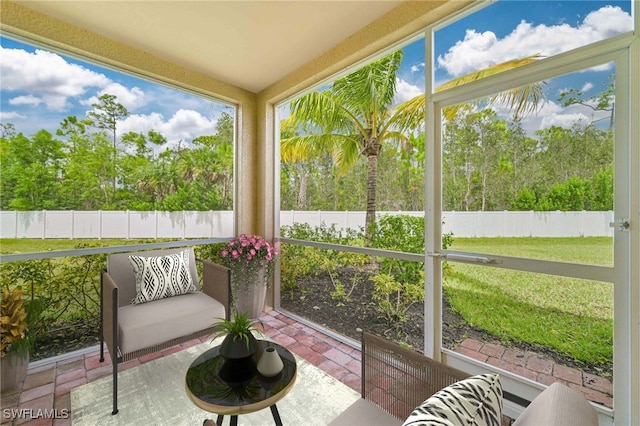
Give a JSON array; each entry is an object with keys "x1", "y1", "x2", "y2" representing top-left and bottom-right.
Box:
[
  {"x1": 219, "y1": 333, "x2": 259, "y2": 359},
  {"x1": 218, "y1": 356, "x2": 257, "y2": 385}
]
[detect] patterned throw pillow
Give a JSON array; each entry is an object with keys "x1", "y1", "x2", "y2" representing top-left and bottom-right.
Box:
[
  {"x1": 473, "y1": 374, "x2": 503, "y2": 426},
  {"x1": 129, "y1": 250, "x2": 196, "y2": 304},
  {"x1": 402, "y1": 373, "x2": 502, "y2": 426}
]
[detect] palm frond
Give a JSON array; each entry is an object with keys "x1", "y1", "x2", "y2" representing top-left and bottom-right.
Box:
[
  {"x1": 289, "y1": 91, "x2": 366, "y2": 138},
  {"x1": 438, "y1": 54, "x2": 545, "y2": 121},
  {"x1": 333, "y1": 51, "x2": 402, "y2": 109},
  {"x1": 281, "y1": 132, "x2": 360, "y2": 173},
  {"x1": 436, "y1": 54, "x2": 543, "y2": 92},
  {"x1": 385, "y1": 95, "x2": 425, "y2": 134}
]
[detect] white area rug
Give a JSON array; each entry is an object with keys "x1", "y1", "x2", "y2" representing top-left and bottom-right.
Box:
[{"x1": 71, "y1": 341, "x2": 359, "y2": 426}]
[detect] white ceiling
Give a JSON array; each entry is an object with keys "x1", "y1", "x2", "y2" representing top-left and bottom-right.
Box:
[{"x1": 17, "y1": 1, "x2": 404, "y2": 93}]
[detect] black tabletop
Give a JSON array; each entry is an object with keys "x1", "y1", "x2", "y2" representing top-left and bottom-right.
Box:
[{"x1": 185, "y1": 340, "x2": 297, "y2": 414}]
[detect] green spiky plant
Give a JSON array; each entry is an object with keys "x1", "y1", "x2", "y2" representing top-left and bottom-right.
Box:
[{"x1": 210, "y1": 309, "x2": 264, "y2": 349}]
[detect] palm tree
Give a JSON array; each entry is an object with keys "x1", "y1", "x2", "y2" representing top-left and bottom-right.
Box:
[{"x1": 281, "y1": 50, "x2": 542, "y2": 243}]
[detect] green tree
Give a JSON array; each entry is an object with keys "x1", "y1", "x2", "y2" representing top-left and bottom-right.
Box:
[
  {"x1": 591, "y1": 166, "x2": 613, "y2": 211},
  {"x1": 57, "y1": 116, "x2": 117, "y2": 208},
  {"x1": 536, "y1": 123, "x2": 612, "y2": 188},
  {"x1": 282, "y1": 52, "x2": 542, "y2": 241},
  {"x1": 538, "y1": 175, "x2": 593, "y2": 211},
  {"x1": 511, "y1": 187, "x2": 537, "y2": 210},
  {"x1": 87, "y1": 94, "x2": 129, "y2": 148},
  {"x1": 121, "y1": 130, "x2": 166, "y2": 157},
  {"x1": 558, "y1": 74, "x2": 615, "y2": 129},
  {"x1": 0, "y1": 123, "x2": 16, "y2": 138},
  {"x1": 215, "y1": 111, "x2": 234, "y2": 144},
  {"x1": 282, "y1": 51, "x2": 409, "y2": 242},
  {"x1": 86, "y1": 94, "x2": 129, "y2": 197},
  {"x1": 1, "y1": 130, "x2": 65, "y2": 209}
]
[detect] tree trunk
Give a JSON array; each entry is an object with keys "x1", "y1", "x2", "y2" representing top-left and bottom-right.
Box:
[
  {"x1": 298, "y1": 172, "x2": 308, "y2": 210},
  {"x1": 464, "y1": 156, "x2": 472, "y2": 211},
  {"x1": 363, "y1": 137, "x2": 381, "y2": 245}
]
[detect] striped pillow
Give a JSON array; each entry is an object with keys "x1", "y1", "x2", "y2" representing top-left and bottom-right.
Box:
[
  {"x1": 129, "y1": 250, "x2": 196, "y2": 304},
  {"x1": 402, "y1": 373, "x2": 502, "y2": 426}
]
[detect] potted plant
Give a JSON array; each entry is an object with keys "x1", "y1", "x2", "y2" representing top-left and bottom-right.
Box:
[
  {"x1": 220, "y1": 234, "x2": 278, "y2": 318},
  {"x1": 210, "y1": 310, "x2": 264, "y2": 384},
  {"x1": 1, "y1": 288, "x2": 43, "y2": 392},
  {"x1": 210, "y1": 309, "x2": 264, "y2": 359}
]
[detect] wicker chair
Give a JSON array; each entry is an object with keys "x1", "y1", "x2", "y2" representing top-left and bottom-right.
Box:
[
  {"x1": 361, "y1": 331, "x2": 470, "y2": 419},
  {"x1": 331, "y1": 331, "x2": 598, "y2": 426},
  {"x1": 100, "y1": 247, "x2": 231, "y2": 415},
  {"x1": 329, "y1": 331, "x2": 469, "y2": 425}
]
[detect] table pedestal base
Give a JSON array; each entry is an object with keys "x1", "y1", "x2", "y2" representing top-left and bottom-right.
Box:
[{"x1": 203, "y1": 404, "x2": 283, "y2": 426}]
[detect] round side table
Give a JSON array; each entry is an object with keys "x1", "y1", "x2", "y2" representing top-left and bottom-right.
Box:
[{"x1": 186, "y1": 340, "x2": 297, "y2": 426}]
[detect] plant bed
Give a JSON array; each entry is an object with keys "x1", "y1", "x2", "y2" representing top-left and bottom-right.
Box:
[
  {"x1": 31, "y1": 269, "x2": 613, "y2": 382},
  {"x1": 32, "y1": 317, "x2": 100, "y2": 361},
  {"x1": 280, "y1": 268, "x2": 613, "y2": 379}
]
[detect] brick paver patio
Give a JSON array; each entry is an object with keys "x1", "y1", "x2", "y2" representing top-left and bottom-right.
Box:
[
  {"x1": 0, "y1": 310, "x2": 612, "y2": 425},
  {"x1": 456, "y1": 337, "x2": 613, "y2": 408}
]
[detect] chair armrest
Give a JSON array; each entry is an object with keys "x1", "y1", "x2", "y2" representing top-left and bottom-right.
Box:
[
  {"x1": 199, "y1": 259, "x2": 231, "y2": 320},
  {"x1": 101, "y1": 270, "x2": 119, "y2": 360}
]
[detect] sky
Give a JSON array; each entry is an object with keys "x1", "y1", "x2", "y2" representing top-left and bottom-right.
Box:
[
  {"x1": 0, "y1": 40, "x2": 232, "y2": 152},
  {"x1": 396, "y1": 1, "x2": 633, "y2": 133},
  {"x1": 0, "y1": 1, "x2": 634, "y2": 147}
]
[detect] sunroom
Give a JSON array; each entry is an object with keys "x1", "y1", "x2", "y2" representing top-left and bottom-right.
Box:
[{"x1": 0, "y1": 1, "x2": 638, "y2": 425}]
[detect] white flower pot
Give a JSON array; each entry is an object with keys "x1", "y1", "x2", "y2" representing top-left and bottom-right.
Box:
[{"x1": 232, "y1": 266, "x2": 268, "y2": 319}]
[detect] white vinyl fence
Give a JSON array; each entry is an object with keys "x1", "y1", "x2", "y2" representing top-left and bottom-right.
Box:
[
  {"x1": 280, "y1": 210, "x2": 614, "y2": 238},
  {"x1": 0, "y1": 210, "x2": 614, "y2": 239},
  {"x1": 0, "y1": 210, "x2": 235, "y2": 239}
]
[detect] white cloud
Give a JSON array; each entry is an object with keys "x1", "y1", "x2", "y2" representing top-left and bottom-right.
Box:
[
  {"x1": 0, "y1": 47, "x2": 110, "y2": 111},
  {"x1": 494, "y1": 98, "x2": 612, "y2": 135},
  {"x1": 82, "y1": 83, "x2": 146, "y2": 111},
  {"x1": 437, "y1": 6, "x2": 632, "y2": 77},
  {"x1": 582, "y1": 5, "x2": 632, "y2": 38},
  {"x1": 0, "y1": 111, "x2": 26, "y2": 121},
  {"x1": 9, "y1": 95, "x2": 43, "y2": 106},
  {"x1": 118, "y1": 109, "x2": 217, "y2": 151},
  {"x1": 119, "y1": 112, "x2": 165, "y2": 134},
  {"x1": 163, "y1": 109, "x2": 217, "y2": 142},
  {"x1": 581, "y1": 82, "x2": 594, "y2": 92},
  {"x1": 540, "y1": 112, "x2": 590, "y2": 129},
  {"x1": 394, "y1": 78, "x2": 423, "y2": 105},
  {"x1": 410, "y1": 63, "x2": 425, "y2": 73}
]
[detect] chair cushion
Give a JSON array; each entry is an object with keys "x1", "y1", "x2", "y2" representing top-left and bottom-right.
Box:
[
  {"x1": 402, "y1": 373, "x2": 502, "y2": 426},
  {"x1": 117, "y1": 292, "x2": 225, "y2": 354},
  {"x1": 328, "y1": 398, "x2": 403, "y2": 426},
  {"x1": 129, "y1": 249, "x2": 196, "y2": 304},
  {"x1": 512, "y1": 382, "x2": 598, "y2": 426}
]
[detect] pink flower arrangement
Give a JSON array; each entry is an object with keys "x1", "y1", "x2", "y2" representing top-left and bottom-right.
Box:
[{"x1": 221, "y1": 235, "x2": 279, "y2": 288}]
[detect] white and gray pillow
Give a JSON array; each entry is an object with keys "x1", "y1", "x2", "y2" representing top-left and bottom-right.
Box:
[
  {"x1": 402, "y1": 373, "x2": 503, "y2": 426},
  {"x1": 129, "y1": 249, "x2": 196, "y2": 304}
]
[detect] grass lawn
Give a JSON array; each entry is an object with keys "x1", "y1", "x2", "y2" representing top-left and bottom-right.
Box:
[
  {"x1": 0, "y1": 238, "x2": 176, "y2": 254},
  {"x1": 446, "y1": 237, "x2": 613, "y2": 367},
  {"x1": 449, "y1": 236, "x2": 613, "y2": 265}
]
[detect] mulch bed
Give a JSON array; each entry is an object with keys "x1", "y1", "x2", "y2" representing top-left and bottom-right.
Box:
[
  {"x1": 280, "y1": 268, "x2": 613, "y2": 379},
  {"x1": 32, "y1": 317, "x2": 101, "y2": 361},
  {"x1": 32, "y1": 268, "x2": 612, "y2": 380}
]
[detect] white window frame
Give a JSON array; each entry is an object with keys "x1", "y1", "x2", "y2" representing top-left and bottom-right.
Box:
[{"x1": 425, "y1": 26, "x2": 638, "y2": 425}]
